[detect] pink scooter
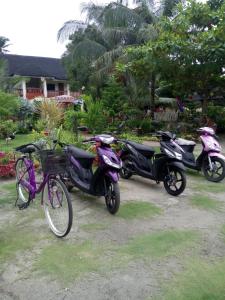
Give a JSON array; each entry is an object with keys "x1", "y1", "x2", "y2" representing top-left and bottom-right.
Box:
[{"x1": 175, "y1": 127, "x2": 225, "y2": 182}]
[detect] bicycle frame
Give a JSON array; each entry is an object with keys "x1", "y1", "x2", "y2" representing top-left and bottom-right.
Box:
[{"x1": 18, "y1": 157, "x2": 50, "y2": 201}]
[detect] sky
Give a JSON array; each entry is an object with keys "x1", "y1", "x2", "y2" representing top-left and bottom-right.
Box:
[{"x1": 0, "y1": 0, "x2": 111, "y2": 58}]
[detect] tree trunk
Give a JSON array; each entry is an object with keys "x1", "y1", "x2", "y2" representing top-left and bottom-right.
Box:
[
  {"x1": 202, "y1": 97, "x2": 208, "y2": 115},
  {"x1": 150, "y1": 73, "x2": 156, "y2": 120}
]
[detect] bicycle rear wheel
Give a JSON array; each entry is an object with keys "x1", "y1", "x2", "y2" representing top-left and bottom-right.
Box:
[
  {"x1": 42, "y1": 177, "x2": 73, "y2": 237},
  {"x1": 15, "y1": 157, "x2": 30, "y2": 206}
]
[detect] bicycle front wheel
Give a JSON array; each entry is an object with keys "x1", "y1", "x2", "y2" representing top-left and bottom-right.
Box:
[
  {"x1": 42, "y1": 177, "x2": 73, "y2": 237},
  {"x1": 15, "y1": 157, "x2": 30, "y2": 206}
]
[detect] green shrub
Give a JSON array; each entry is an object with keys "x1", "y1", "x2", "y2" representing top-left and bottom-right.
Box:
[
  {"x1": 0, "y1": 91, "x2": 20, "y2": 119},
  {"x1": 101, "y1": 76, "x2": 126, "y2": 116},
  {"x1": 207, "y1": 105, "x2": 225, "y2": 133},
  {"x1": 63, "y1": 109, "x2": 86, "y2": 132},
  {"x1": 0, "y1": 120, "x2": 18, "y2": 138},
  {"x1": 34, "y1": 119, "x2": 47, "y2": 132},
  {"x1": 85, "y1": 101, "x2": 108, "y2": 133},
  {"x1": 139, "y1": 118, "x2": 152, "y2": 133}
]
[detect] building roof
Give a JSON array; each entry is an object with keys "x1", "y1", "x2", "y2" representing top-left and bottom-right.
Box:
[{"x1": 1, "y1": 54, "x2": 67, "y2": 80}]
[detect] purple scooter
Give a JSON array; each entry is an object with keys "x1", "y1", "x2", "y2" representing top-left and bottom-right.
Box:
[
  {"x1": 175, "y1": 127, "x2": 225, "y2": 182},
  {"x1": 55, "y1": 134, "x2": 121, "y2": 214}
]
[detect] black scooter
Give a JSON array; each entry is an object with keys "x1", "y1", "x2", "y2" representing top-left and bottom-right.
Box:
[{"x1": 118, "y1": 131, "x2": 186, "y2": 196}]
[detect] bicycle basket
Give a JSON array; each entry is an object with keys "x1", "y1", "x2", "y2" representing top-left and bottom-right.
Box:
[{"x1": 39, "y1": 150, "x2": 67, "y2": 174}]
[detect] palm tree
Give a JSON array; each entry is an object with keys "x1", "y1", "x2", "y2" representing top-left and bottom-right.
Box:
[
  {"x1": 58, "y1": 0, "x2": 182, "y2": 102},
  {"x1": 58, "y1": 1, "x2": 155, "y2": 95},
  {"x1": 0, "y1": 36, "x2": 10, "y2": 54}
]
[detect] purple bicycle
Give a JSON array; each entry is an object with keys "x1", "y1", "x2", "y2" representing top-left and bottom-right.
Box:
[{"x1": 15, "y1": 143, "x2": 73, "y2": 238}]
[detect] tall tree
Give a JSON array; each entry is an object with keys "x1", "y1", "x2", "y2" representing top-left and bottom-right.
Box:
[
  {"x1": 126, "y1": 0, "x2": 225, "y2": 114},
  {"x1": 0, "y1": 36, "x2": 10, "y2": 54},
  {"x1": 58, "y1": 1, "x2": 157, "y2": 97}
]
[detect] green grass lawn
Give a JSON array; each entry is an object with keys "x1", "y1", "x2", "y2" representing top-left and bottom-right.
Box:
[
  {"x1": 190, "y1": 194, "x2": 221, "y2": 211},
  {"x1": 118, "y1": 230, "x2": 199, "y2": 260},
  {"x1": 157, "y1": 259, "x2": 225, "y2": 300},
  {"x1": 118, "y1": 201, "x2": 161, "y2": 219},
  {"x1": 0, "y1": 134, "x2": 33, "y2": 153},
  {"x1": 0, "y1": 182, "x2": 17, "y2": 207},
  {"x1": 35, "y1": 241, "x2": 106, "y2": 282}
]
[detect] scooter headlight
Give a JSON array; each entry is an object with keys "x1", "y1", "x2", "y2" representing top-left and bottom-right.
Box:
[{"x1": 102, "y1": 155, "x2": 121, "y2": 169}]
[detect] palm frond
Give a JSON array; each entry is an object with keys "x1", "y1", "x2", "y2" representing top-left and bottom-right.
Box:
[
  {"x1": 57, "y1": 20, "x2": 87, "y2": 42},
  {"x1": 137, "y1": 24, "x2": 158, "y2": 43},
  {"x1": 102, "y1": 4, "x2": 143, "y2": 29},
  {"x1": 133, "y1": 0, "x2": 156, "y2": 12},
  {"x1": 72, "y1": 39, "x2": 107, "y2": 61},
  {"x1": 90, "y1": 65, "x2": 113, "y2": 85},
  {"x1": 102, "y1": 28, "x2": 137, "y2": 46},
  {"x1": 81, "y1": 2, "x2": 105, "y2": 24},
  {"x1": 93, "y1": 46, "x2": 123, "y2": 70}
]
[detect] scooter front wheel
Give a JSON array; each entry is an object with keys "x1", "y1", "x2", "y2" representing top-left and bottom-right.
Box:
[
  {"x1": 202, "y1": 157, "x2": 225, "y2": 182},
  {"x1": 163, "y1": 167, "x2": 186, "y2": 196},
  {"x1": 105, "y1": 182, "x2": 120, "y2": 214}
]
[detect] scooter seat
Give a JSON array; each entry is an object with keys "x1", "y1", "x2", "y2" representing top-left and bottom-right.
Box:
[
  {"x1": 176, "y1": 138, "x2": 196, "y2": 146},
  {"x1": 127, "y1": 141, "x2": 155, "y2": 158},
  {"x1": 67, "y1": 145, "x2": 95, "y2": 159}
]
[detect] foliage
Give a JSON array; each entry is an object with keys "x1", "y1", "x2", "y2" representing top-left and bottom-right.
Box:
[
  {"x1": 207, "y1": 105, "x2": 225, "y2": 133},
  {"x1": 84, "y1": 100, "x2": 108, "y2": 133},
  {"x1": 0, "y1": 91, "x2": 20, "y2": 119},
  {"x1": 59, "y1": 0, "x2": 181, "y2": 98},
  {"x1": 0, "y1": 120, "x2": 17, "y2": 138},
  {"x1": 0, "y1": 36, "x2": 10, "y2": 53},
  {"x1": 123, "y1": 0, "x2": 225, "y2": 120},
  {"x1": 118, "y1": 132, "x2": 143, "y2": 143},
  {"x1": 101, "y1": 76, "x2": 127, "y2": 117},
  {"x1": 35, "y1": 99, "x2": 63, "y2": 132},
  {"x1": 34, "y1": 119, "x2": 47, "y2": 132},
  {"x1": 17, "y1": 98, "x2": 35, "y2": 132},
  {"x1": 63, "y1": 109, "x2": 86, "y2": 132}
]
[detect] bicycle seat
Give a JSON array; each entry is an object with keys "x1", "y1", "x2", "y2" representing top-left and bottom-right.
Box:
[
  {"x1": 16, "y1": 144, "x2": 36, "y2": 154},
  {"x1": 127, "y1": 141, "x2": 155, "y2": 158}
]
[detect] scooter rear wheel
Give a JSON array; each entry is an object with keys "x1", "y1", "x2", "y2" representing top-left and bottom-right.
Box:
[
  {"x1": 202, "y1": 157, "x2": 225, "y2": 182},
  {"x1": 105, "y1": 182, "x2": 120, "y2": 214},
  {"x1": 163, "y1": 167, "x2": 186, "y2": 196},
  {"x1": 120, "y1": 156, "x2": 133, "y2": 179}
]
